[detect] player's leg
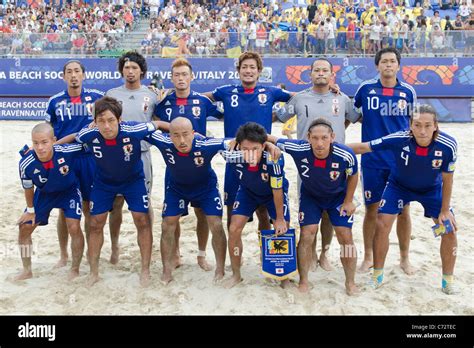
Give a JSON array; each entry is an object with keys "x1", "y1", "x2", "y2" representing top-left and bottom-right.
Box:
[
  {"x1": 317, "y1": 212, "x2": 334, "y2": 271},
  {"x1": 360, "y1": 168, "x2": 388, "y2": 272},
  {"x1": 15, "y1": 221, "x2": 37, "y2": 281},
  {"x1": 164, "y1": 170, "x2": 182, "y2": 269},
  {"x1": 55, "y1": 210, "x2": 69, "y2": 268},
  {"x1": 64, "y1": 215, "x2": 84, "y2": 281},
  {"x1": 255, "y1": 205, "x2": 271, "y2": 231},
  {"x1": 124, "y1": 179, "x2": 153, "y2": 287},
  {"x1": 142, "y1": 151, "x2": 154, "y2": 229},
  {"x1": 108, "y1": 196, "x2": 125, "y2": 264},
  {"x1": 224, "y1": 164, "x2": 239, "y2": 230},
  {"x1": 397, "y1": 204, "x2": 414, "y2": 275},
  {"x1": 193, "y1": 206, "x2": 211, "y2": 271},
  {"x1": 372, "y1": 213, "x2": 397, "y2": 286},
  {"x1": 161, "y1": 215, "x2": 180, "y2": 284},
  {"x1": 76, "y1": 155, "x2": 94, "y2": 261},
  {"x1": 82, "y1": 201, "x2": 91, "y2": 255}
]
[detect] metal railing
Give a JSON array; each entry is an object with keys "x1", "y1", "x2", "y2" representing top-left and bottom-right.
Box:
[{"x1": 0, "y1": 30, "x2": 472, "y2": 57}]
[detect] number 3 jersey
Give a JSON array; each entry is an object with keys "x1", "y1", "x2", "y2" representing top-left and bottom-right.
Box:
[
  {"x1": 19, "y1": 144, "x2": 84, "y2": 193},
  {"x1": 353, "y1": 79, "x2": 416, "y2": 170},
  {"x1": 75, "y1": 122, "x2": 157, "y2": 190},
  {"x1": 369, "y1": 130, "x2": 457, "y2": 193}
]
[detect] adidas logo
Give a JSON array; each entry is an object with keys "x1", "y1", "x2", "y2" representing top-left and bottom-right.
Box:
[
  {"x1": 232, "y1": 88, "x2": 238, "y2": 93},
  {"x1": 318, "y1": 99, "x2": 324, "y2": 104},
  {"x1": 403, "y1": 146, "x2": 409, "y2": 152},
  {"x1": 34, "y1": 169, "x2": 40, "y2": 174},
  {"x1": 301, "y1": 158, "x2": 309, "y2": 163},
  {"x1": 129, "y1": 96, "x2": 135, "y2": 100},
  {"x1": 369, "y1": 89, "x2": 377, "y2": 95},
  {"x1": 165, "y1": 101, "x2": 171, "y2": 106},
  {"x1": 92, "y1": 138, "x2": 100, "y2": 144}
]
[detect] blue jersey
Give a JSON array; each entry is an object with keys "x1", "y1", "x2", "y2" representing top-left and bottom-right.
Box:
[
  {"x1": 154, "y1": 90, "x2": 222, "y2": 135},
  {"x1": 369, "y1": 130, "x2": 457, "y2": 193},
  {"x1": 277, "y1": 139, "x2": 358, "y2": 197},
  {"x1": 225, "y1": 151, "x2": 288, "y2": 199},
  {"x1": 19, "y1": 144, "x2": 84, "y2": 194},
  {"x1": 288, "y1": 26, "x2": 298, "y2": 42},
  {"x1": 212, "y1": 84, "x2": 292, "y2": 137},
  {"x1": 146, "y1": 132, "x2": 229, "y2": 198},
  {"x1": 228, "y1": 27, "x2": 239, "y2": 48},
  {"x1": 354, "y1": 78, "x2": 417, "y2": 170},
  {"x1": 45, "y1": 88, "x2": 105, "y2": 140},
  {"x1": 75, "y1": 121, "x2": 157, "y2": 189}
]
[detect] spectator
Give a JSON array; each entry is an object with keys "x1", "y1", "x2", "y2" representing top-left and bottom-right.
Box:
[
  {"x1": 431, "y1": 23, "x2": 445, "y2": 55},
  {"x1": 458, "y1": 1, "x2": 472, "y2": 22}
]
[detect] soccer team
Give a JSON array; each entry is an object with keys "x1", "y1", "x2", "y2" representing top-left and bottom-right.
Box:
[{"x1": 15, "y1": 48, "x2": 458, "y2": 295}]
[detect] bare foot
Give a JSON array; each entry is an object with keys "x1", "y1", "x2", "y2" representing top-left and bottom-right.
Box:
[
  {"x1": 86, "y1": 274, "x2": 100, "y2": 287},
  {"x1": 160, "y1": 272, "x2": 173, "y2": 285},
  {"x1": 358, "y1": 259, "x2": 373, "y2": 273},
  {"x1": 280, "y1": 279, "x2": 295, "y2": 289},
  {"x1": 400, "y1": 258, "x2": 415, "y2": 275},
  {"x1": 14, "y1": 270, "x2": 33, "y2": 281},
  {"x1": 213, "y1": 269, "x2": 225, "y2": 283},
  {"x1": 67, "y1": 269, "x2": 80, "y2": 281},
  {"x1": 110, "y1": 246, "x2": 120, "y2": 265},
  {"x1": 172, "y1": 256, "x2": 183, "y2": 270},
  {"x1": 345, "y1": 282, "x2": 360, "y2": 296},
  {"x1": 298, "y1": 282, "x2": 310, "y2": 293},
  {"x1": 197, "y1": 256, "x2": 212, "y2": 272},
  {"x1": 54, "y1": 257, "x2": 68, "y2": 269},
  {"x1": 223, "y1": 275, "x2": 243, "y2": 289},
  {"x1": 140, "y1": 271, "x2": 151, "y2": 287},
  {"x1": 318, "y1": 255, "x2": 334, "y2": 271}
]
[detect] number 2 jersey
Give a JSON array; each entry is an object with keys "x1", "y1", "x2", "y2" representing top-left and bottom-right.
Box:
[{"x1": 369, "y1": 130, "x2": 457, "y2": 193}]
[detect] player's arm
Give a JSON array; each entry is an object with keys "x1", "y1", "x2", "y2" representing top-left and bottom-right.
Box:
[
  {"x1": 202, "y1": 91, "x2": 215, "y2": 102},
  {"x1": 275, "y1": 99, "x2": 296, "y2": 124},
  {"x1": 152, "y1": 120, "x2": 170, "y2": 132},
  {"x1": 347, "y1": 141, "x2": 372, "y2": 154},
  {"x1": 17, "y1": 187, "x2": 35, "y2": 225},
  {"x1": 272, "y1": 187, "x2": 287, "y2": 235},
  {"x1": 266, "y1": 134, "x2": 280, "y2": 144},
  {"x1": 55, "y1": 133, "x2": 77, "y2": 145},
  {"x1": 438, "y1": 172, "x2": 457, "y2": 232},
  {"x1": 340, "y1": 170, "x2": 359, "y2": 216}
]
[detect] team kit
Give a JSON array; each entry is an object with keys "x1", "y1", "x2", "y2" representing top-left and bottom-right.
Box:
[{"x1": 15, "y1": 49, "x2": 458, "y2": 296}]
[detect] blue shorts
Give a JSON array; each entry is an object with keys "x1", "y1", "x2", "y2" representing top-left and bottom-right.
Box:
[
  {"x1": 232, "y1": 188, "x2": 290, "y2": 222},
  {"x1": 90, "y1": 178, "x2": 149, "y2": 215},
  {"x1": 73, "y1": 154, "x2": 95, "y2": 201},
  {"x1": 378, "y1": 181, "x2": 444, "y2": 218},
  {"x1": 298, "y1": 188, "x2": 353, "y2": 228},
  {"x1": 361, "y1": 167, "x2": 390, "y2": 205},
  {"x1": 29, "y1": 186, "x2": 82, "y2": 226},
  {"x1": 162, "y1": 185, "x2": 223, "y2": 217},
  {"x1": 224, "y1": 163, "x2": 240, "y2": 206}
]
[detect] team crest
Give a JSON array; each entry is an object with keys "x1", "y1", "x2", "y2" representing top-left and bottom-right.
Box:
[
  {"x1": 329, "y1": 170, "x2": 340, "y2": 181},
  {"x1": 268, "y1": 239, "x2": 289, "y2": 255},
  {"x1": 192, "y1": 106, "x2": 201, "y2": 118},
  {"x1": 258, "y1": 93, "x2": 267, "y2": 104},
  {"x1": 194, "y1": 157, "x2": 205, "y2": 167},
  {"x1": 398, "y1": 99, "x2": 407, "y2": 110},
  {"x1": 432, "y1": 159, "x2": 443, "y2": 168},
  {"x1": 261, "y1": 173, "x2": 269, "y2": 182},
  {"x1": 123, "y1": 144, "x2": 133, "y2": 155},
  {"x1": 332, "y1": 104, "x2": 339, "y2": 115},
  {"x1": 86, "y1": 103, "x2": 93, "y2": 115},
  {"x1": 365, "y1": 190, "x2": 372, "y2": 200},
  {"x1": 142, "y1": 103, "x2": 149, "y2": 112},
  {"x1": 59, "y1": 165, "x2": 69, "y2": 175}
]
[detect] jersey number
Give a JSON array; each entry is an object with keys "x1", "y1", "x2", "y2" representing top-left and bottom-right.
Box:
[
  {"x1": 93, "y1": 146, "x2": 102, "y2": 158},
  {"x1": 300, "y1": 165, "x2": 310, "y2": 178},
  {"x1": 231, "y1": 95, "x2": 239, "y2": 108},
  {"x1": 366, "y1": 96, "x2": 380, "y2": 110},
  {"x1": 401, "y1": 152, "x2": 409, "y2": 166}
]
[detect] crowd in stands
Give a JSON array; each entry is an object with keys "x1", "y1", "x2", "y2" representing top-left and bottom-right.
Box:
[
  {"x1": 0, "y1": 0, "x2": 473, "y2": 56},
  {"x1": 0, "y1": 2, "x2": 141, "y2": 55}
]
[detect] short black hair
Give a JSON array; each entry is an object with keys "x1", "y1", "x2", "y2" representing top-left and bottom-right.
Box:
[
  {"x1": 375, "y1": 47, "x2": 401, "y2": 66},
  {"x1": 63, "y1": 60, "x2": 85, "y2": 74},
  {"x1": 308, "y1": 118, "x2": 334, "y2": 134},
  {"x1": 118, "y1": 51, "x2": 147, "y2": 78},
  {"x1": 311, "y1": 58, "x2": 333, "y2": 72},
  {"x1": 94, "y1": 96, "x2": 122, "y2": 120},
  {"x1": 235, "y1": 122, "x2": 267, "y2": 145}
]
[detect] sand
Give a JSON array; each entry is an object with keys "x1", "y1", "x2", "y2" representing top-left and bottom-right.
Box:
[{"x1": 0, "y1": 120, "x2": 473, "y2": 315}]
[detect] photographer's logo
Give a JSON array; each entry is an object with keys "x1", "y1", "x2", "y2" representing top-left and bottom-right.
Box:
[{"x1": 18, "y1": 322, "x2": 55, "y2": 341}]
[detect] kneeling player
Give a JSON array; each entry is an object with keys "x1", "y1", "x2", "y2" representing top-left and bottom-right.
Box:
[
  {"x1": 17, "y1": 123, "x2": 85, "y2": 281},
  {"x1": 269, "y1": 118, "x2": 359, "y2": 295},
  {"x1": 348, "y1": 105, "x2": 458, "y2": 294},
  {"x1": 224, "y1": 122, "x2": 291, "y2": 289},
  {"x1": 145, "y1": 117, "x2": 228, "y2": 284}
]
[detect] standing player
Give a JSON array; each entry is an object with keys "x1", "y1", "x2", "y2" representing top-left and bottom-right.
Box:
[
  {"x1": 354, "y1": 48, "x2": 417, "y2": 274},
  {"x1": 145, "y1": 117, "x2": 228, "y2": 284},
  {"x1": 17, "y1": 123, "x2": 85, "y2": 281},
  {"x1": 45, "y1": 60, "x2": 104, "y2": 267},
  {"x1": 154, "y1": 58, "x2": 223, "y2": 272},
  {"x1": 105, "y1": 51, "x2": 165, "y2": 265},
  {"x1": 223, "y1": 122, "x2": 290, "y2": 289},
  {"x1": 268, "y1": 119, "x2": 359, "y2": 295},
  {"x1": 73, "y1": 97, "x2": 162, "y2": 287},
  {"x1": 348, "y1": 105, "x2": 458, "y2": 294},
  {"x1": 277, "y1": 58, "x2": 359, "y2": 272},
  {"x1": 204, "y1": 52, "x2": 292, "y2": 230}
]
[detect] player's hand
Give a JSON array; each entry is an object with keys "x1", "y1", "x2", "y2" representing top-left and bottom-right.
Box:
[
  {"x1": 227, "y1": 139, "x2": 237, "y2": 151},
  {"x1": 274, "y1": 218, "x2": 288, "y2": 236},
  {"x1": 17, "y1": 212, "x2": 35, "y2": 225},
  {"x1": 88, "y1": 121, "x2": 96, "y2": 129},
  {"x1": 265, "y1": 142, "x2": 282, "y2": 160},
  {"x1": 329, "y1": 83, "x2": 341, "y2": 95},
  {"x1": 438, "y1": 209, "x2": 457, "y2": 233},
  {"x1": 340, "y1": 201, "x2": 356, "y2": 216}
]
